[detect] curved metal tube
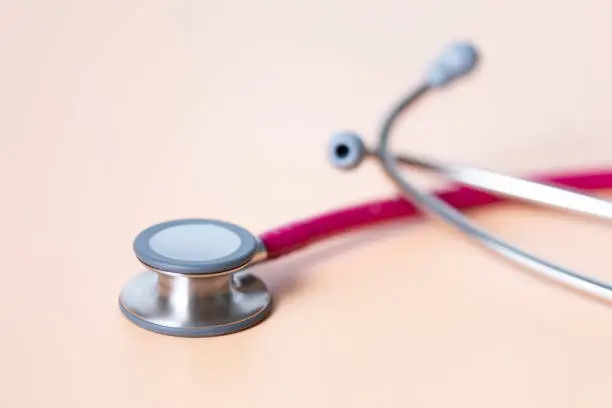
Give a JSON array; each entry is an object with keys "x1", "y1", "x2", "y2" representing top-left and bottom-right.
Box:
[
  {"x1": 375, "y1": 83, "x2": 612, "y2": 304},
  {"x1": 392, "y1": 153, "x2": 612, "y2": 221}
]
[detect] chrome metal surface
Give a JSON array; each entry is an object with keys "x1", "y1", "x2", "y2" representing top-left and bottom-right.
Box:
[
  {"x1": 119, "y1": 268, "x2": 272, "y2": 337},
  {"x1": 327, "y1": 42, "x2": 612, "y2": 304},
  {"x1": 372, "y1": 78, "x2": 612, "y2": 304},
  {"x1": 120, "y1": 219, "x2": 272, "y2": 337},
  {"x1": 391, "y1": 153, "x2": 612, "y2": 220}
]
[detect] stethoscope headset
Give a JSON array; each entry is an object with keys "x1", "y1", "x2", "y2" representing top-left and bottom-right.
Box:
[{"x1": 119, "y1": 41, "x2": 612, "y2": 337}]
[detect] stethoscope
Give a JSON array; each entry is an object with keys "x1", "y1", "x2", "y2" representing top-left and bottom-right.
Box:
[{"x1": 119, "y1": 41, "x2": 612, "y2": 337}]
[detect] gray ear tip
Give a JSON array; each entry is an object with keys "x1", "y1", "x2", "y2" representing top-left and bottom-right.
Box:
[
  {"x1": 453, "y1": 40, "x2": 479, "y2": 53},
  {"x1": 425, "y1": 40, "x2": 480, "y2": 87},
  {"x1": 451, "y1": 40, "x2": 480, "y2": 65},
  {"x1": 328, "y1": 131, "x2": 366, "y2": 170}
]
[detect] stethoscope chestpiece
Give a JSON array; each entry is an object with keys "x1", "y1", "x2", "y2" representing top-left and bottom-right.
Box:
[{"x1": 119, "y1": 218, "x2": 272, "y2": 337}]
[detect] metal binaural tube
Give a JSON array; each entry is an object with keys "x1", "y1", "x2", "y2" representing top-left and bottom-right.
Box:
[
  {"x1": 391, "y1": 153, "x2": 612, "y2": 221},
  {"x1": 328, "y1": 132, "x2": 612, "y2": 221},
  {"x1": 373, "y1": 42, "x2": 612, "y2": 304},
  {"x1": 377, "y1": 129, "x2": 612, "y2": 304},
  {"x1": 329, "y1": 41, "x2": 612, "y2": 304}
]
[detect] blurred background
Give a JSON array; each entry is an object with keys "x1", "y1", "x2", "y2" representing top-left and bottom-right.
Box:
[{"x1": 3, "y1": 1, "x2": 612, "y2": 237}]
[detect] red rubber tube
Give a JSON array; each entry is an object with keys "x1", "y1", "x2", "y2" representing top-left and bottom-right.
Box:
[{"x1": 259, "y1": 169, "x2": 612, "y2": 259}]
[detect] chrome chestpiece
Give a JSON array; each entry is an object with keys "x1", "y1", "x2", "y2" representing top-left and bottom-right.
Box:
[{"x1": 119, "y1": 219, "x2": 272, "y2": 337}]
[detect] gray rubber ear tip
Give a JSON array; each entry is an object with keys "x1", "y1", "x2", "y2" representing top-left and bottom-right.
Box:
[
  {"x1": 425, "y1": 41, "x2": 479, "y2": 87},
  {"x1": 328, "y1": 132, "x2": 367, "y2": 170}
]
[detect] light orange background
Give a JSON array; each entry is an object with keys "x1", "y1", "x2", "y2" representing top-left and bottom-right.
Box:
[{"x1": 3, "y1": 1, "x2": 612, "y2": 407}]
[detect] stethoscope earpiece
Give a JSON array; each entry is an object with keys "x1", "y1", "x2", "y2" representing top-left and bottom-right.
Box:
[
  {"x1": 328, "y1": 131, "x2": 367, "y2": 170},
  {"x1": 424, "y1": 41, "x2": 479, "y2": 87}
]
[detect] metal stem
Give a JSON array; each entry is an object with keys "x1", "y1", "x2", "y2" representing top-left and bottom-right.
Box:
[
  {"x1": 393, "y1": 153, "x2": 612, "y2": 220},
  {"x1": 376, "y1": 83, "x2": 612, "y2": 304}
]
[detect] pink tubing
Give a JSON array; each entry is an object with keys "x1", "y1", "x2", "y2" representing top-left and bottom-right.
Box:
[{"x1": 259, "y1": 169, "x2": 612, "y2": 259}]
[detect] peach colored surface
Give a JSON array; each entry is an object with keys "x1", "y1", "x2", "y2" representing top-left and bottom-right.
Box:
[{"x1": 3, "y1": 1, "x2": 612, "y2": 407}]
